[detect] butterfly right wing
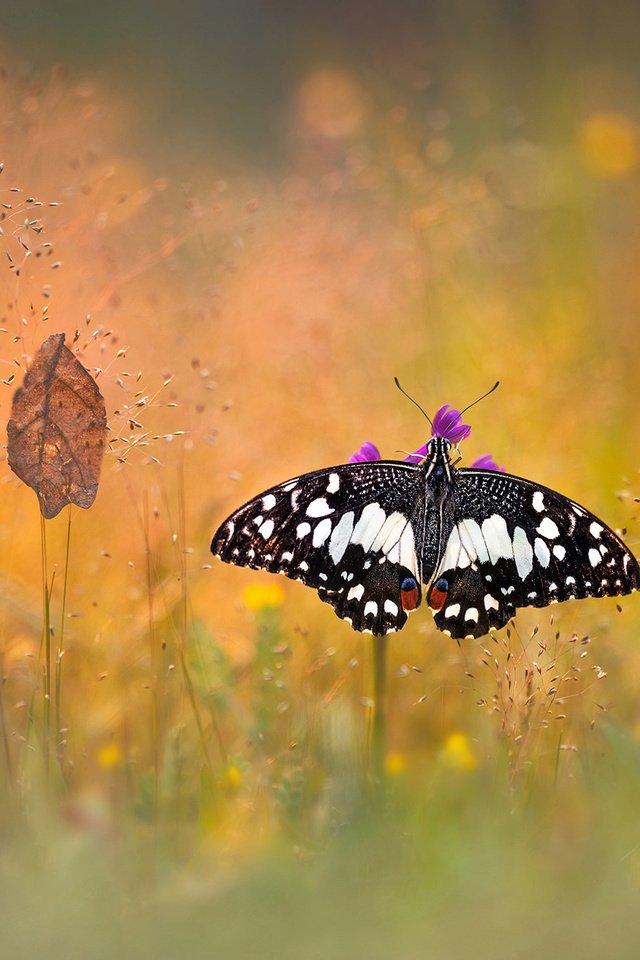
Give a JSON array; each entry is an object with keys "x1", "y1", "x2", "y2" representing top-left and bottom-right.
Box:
[
  {"x1": 427, "y1": 468, "x2": 640, "y2": 639},
  {"x1": 211, "y1": 461, "x2": 427, "y2": 635}
]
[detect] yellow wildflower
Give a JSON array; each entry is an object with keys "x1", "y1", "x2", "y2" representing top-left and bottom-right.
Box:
[
  {"x1": 225, "y1": 765, "x2": 242, "y2": 789},
  {"x1": 442, "y1": 732, "x2": 478, "y2": 771},
  {"x1": 243, "y1": 582, "x2": 285, "y2": 611},
  {"x1": 578, "y1": 113, "x2": 639, "y2": 178},
  {"x1": 385, "y1": 752, "x2": 407, "y2": 777},
  {"x1": 97, "y1": 742, "x2": 123, "y2": 768}
]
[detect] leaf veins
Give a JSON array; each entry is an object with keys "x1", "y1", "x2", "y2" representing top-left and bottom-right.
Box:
[{"x1": 7, "y1": 332, "x2": 108, "y2": 519}]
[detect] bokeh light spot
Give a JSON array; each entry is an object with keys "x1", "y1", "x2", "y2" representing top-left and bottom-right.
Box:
[
  {"x1": 578, "y1": 112, "x2": 639, "y2": 178},
  {"x1": 97, "y1": 742, "x2": 123, "y2": 768},
  {"x1": 243, "y1": 581, "x2": 285, "y2": 611},
  {"x1": 441, "y1": 732, "x2": 478, "y2": 771},
  {"x1": 297, "y1": 67, "x2": 367, "y2": 138},
  {"x1": 385, "y1": 751, "x2": 407, "y2": 776}
]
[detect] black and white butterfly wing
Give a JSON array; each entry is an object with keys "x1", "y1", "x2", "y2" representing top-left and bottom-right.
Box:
[
  {"x1": 211, "y1": 461, "x2": 427, "y2": 635},
  {"x1": 428, "y1": 469, "x2": 640, "y2": 639}
]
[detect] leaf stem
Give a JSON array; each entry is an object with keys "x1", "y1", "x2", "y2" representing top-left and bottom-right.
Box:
[
  {"x1": 39, "y1": 512, "x2": 51, "y2": 777},
  {"x1": 56, "y1": 506, "x2": 72, "y2": 772}
]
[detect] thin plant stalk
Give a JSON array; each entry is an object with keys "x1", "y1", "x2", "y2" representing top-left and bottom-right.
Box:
[
  {"x1": 56, "y1": 506, "x2": 73, "y2": 770},
  {"x1": 371, "y1": 634, "x2": 388, "y2": 792},
  {"x1": 143, "y1": 492, "x2": 159, "y2": 816},
  {"x1": 0, "y1": 651, "x2": 12, "y2": 783},
  {"x1": 39, "y1": 512, "x2": 51, "y2": 776},
  {"x1": 174, "y1": 462, "x2": 224, "y2": 768}
]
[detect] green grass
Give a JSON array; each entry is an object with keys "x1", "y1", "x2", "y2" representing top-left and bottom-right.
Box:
[{"x1": 3, "y1": 721, "x2": 640, "y2": 959}]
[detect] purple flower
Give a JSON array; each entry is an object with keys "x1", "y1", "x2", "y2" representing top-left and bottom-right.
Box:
[
  {"x1": 348, "y1": 404, "x2": 503, "y2": 470},
  {"x1": 349, "y1": 441, "x2": 381, "y2": 463},
  {"x1": 404, "y1": 443, "x2": 428, "y2": 465},
  {"x1": 431, "y1": 404, "x2": 471, "y2": 444},
  {"x1": 470, "y1": 453, "x2": 505, "y2": 472}
]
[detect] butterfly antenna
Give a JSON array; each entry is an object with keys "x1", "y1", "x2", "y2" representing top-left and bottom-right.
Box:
[
  {"x1": 393, "y1": 377, "x2": 434, "y2": 429},
  {"x1": 458, "y1": 381, "x2": 500, "y2": 418}
]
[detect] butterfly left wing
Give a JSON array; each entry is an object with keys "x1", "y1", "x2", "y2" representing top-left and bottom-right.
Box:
[
  {"x1": 211, "y1": 461, "x2": 426, "y2": 635},
  {"x1": 427, "y1": 469, "x2": 640, "y2": 640}
]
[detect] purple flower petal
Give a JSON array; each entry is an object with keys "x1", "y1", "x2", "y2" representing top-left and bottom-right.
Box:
[
  {"x1": 349, "y1": 441, "x2": 381, "y2": 463},
  {"x1": 431, "y1": 404, "x2": 471, "y2": 444},
  {"x1": 470, "y1": 453, "x2": 505, "y2": 472},
  {"x1": 404, "y1": 443, "x2": 428, "y2": 465}
]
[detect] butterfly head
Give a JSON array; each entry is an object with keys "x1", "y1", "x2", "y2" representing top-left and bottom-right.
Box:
[
  {"x1": 421, "y1": 436, "x2": 454, "y2": 499},
  {"x1": 425, "y1": 435, "x2": 452, "y2": 465}
]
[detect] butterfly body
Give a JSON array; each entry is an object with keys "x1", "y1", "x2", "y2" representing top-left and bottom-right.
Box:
[{"x1": 211, "y1": 437, "x2": 639, "y2": 639}]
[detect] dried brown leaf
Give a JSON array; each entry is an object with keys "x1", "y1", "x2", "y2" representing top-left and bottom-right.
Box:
[{"x1": 7, "y1": 332, "x2": 107, "y2": 518}]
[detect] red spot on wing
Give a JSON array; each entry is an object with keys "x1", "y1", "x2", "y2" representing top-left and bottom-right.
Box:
[
  {"x1": 401, "y1": 587, "x2": 420, "y2": 611},
  {"x1": 428, "y1": 585, "x2": 448, "y2": 611}
]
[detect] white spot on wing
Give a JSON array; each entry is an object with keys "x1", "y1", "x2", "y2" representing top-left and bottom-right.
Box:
[
  {"x1": 307, "y1": 497, "x2": 333, "y2": 518},
  {"x1": 534, "y1": 537, "x2": 550, "y2": 567},
  {"x1": 281, "y1": 551, "x2": 293, "y2": 562},
  {"x1": 384, "y1": 599, "x2": 399, "y2": 616},
  {"x1": 532, "y1": 491, "x2": 545, "y2": 512},
  {"x1": 262, "y1": 494, "x2": 277, "y2": 511},
  {"x1": 458, "y1": 519, "x2": 489, "y2": 565},
  {"x1": 513, "y1": 526, "x2": 534, "y2": 580},
  {"x1": 553, "y1": 544, "x2": 566, "y2": 560},
  {"x1": 481, "y1": 515, "x2": 513, "y2": 564},
  {"x1": 537, "y1": 517, "x2": 560, "y2": 540},
  {"x1": 258, "y1": 519, "x2": 274, "y2": 539},
  {"x1": 283, "y1": 480, "x2": 298, "y2": 492},
  {"x1": 464, "y1": 607, "x2": 479, "y2": 623},
  {"x1": 296, "y1": 522, "x2": 311, "y2": 539},
  {"x1": 364, "y1": 600, "x2": 378, "y2": 618},
  {"x1": 371, "y1": 511, "x2": 407, "y2": 554},
  {"x1": 590, "y1": 522, "x2": 603, "y2": 538},
  {"x1": 326, "y1": 473, "x2": 340, "y2": 494},
  {"x1": 348, "y1": 584, "x2": 365, "y2": 601},
  {"x1": 445, "y1": 603, "x2": 461, "y2": 619},
  {"x1": 313, "y1": 517, "x2": 333, "y2": 547},
  {"x1": 440, "y1": 526, "x2": 468, "y2": 572},
  {"x1": 385, "y1": 520, "x2": 418, "y2": 574},
  {"x1": 484, "y1": 595, "x2": 499, "y2": 611},
  {"x1": 588, "y1": 548, "x2": 601, "y2": 567},
  {"x1": 328, "y1": 511, "x2": 355, "y2": 564},
  {"x1": 352, "y1": 503, "x2": 387, "y2": 551}
]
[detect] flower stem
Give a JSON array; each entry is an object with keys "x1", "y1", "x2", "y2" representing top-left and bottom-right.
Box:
[{"x1": 371, "y1": 634, "x2": 388, "y2": 792}]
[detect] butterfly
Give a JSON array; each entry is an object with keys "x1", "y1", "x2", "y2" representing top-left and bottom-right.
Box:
[{"x1": 211, "y1": 431, "x2": 639, "y2": 640}]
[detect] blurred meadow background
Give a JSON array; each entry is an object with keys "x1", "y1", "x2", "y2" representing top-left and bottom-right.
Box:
[{"x1": 2, "y1": 1, "x2": 640, "y2": 956}]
